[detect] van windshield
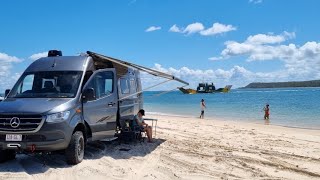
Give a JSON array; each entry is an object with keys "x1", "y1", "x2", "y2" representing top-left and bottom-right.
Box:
[{"x1": 8, "y1": 71, "x2": 83, "y2": 98}]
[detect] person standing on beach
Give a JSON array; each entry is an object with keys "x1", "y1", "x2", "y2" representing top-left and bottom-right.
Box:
[
  {"x1": 263, "y1": 104, "x2": 270, "y2": 120},
  {"x1": 200, "y1": 99, "x2": 206, "y2": 119}
]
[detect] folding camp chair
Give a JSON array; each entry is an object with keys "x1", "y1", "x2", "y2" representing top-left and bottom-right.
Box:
[
  {"x1": 118, "y1": 119, "x2": 145, "y2": 143},
  {"x1": 132, "y1": 124, "x2": 146, "y2": 143}
]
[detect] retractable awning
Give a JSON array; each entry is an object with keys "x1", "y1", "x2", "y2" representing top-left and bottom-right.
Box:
[{"x1": 87, "y1": 51, "x2": 189, "y2": 86}]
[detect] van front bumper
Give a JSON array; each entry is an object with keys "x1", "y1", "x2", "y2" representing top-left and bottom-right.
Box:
[{"x1": 0, "y1": 121, "x2": 73, "y2": 152}]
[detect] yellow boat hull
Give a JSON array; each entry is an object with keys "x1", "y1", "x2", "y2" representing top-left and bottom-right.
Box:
[
  {"x1": 178, "y1": 87, "x2": 197, "y2": 94},
  {"x1": 179, "y1": 85, "x2": 232, "y2": 94}
]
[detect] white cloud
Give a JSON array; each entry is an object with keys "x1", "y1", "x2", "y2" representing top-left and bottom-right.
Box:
[
  {"x1": 0, "y1": 52, "x2": 23, "y2": 76},
  {"x1": 249, "y1": 0, "x2": 263, "y2": 4},
  {"x1": 0, "y1": 53, "x2": 22, "y2": 63},
  {"x1": 141, "y1": 63, "x2": 306, "y2": 90},
  {"x1": 246, "y1": 32, "x2": 295, "y2": 44},
  {"x1": 200, "y1": 23, "x2": 236, "y2": 36},
  {"x1": 0, "y1": 52, "x2": 23, "y2": 92},
  {"x1": 29, "y1": 52, "x2": 47, "y2": 60},
  {"x1": 145, "y1": 26, "x2": 161, "y2": 32},
  {"x1": 209, "y1": 31, "x2": 320, "y2": 83},
  {"x1": 210, "y1": 31, "x2": 298, "y2": 60},
  {"x1": 142, "y1": 31, "x2": 319, "y2": 89},
  {"x1": 141, "y1": 60, "x2": 320, "y2": 90},
  {"x1": 183, "y1": 22, "x2": 205, "y2": 34},
  {"x1": 169, "y1": 22, "x2": 236, "y2": 36},
  {"x1": 208, "y1": 56, "x2": 223, "y2": 61},
  {"x1": 169, "y1": 24, "x2": 182, "y2": 33}
]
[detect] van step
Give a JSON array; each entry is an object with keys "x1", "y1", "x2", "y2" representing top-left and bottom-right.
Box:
[{"x1": 100, "y1": 137, "x2": 118, "y2": 142}]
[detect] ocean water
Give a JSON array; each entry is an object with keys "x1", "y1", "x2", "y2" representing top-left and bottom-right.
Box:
[
  {"x1": 143, "y1": 88, "x2": 320, "y2": 129},
  {"x1": 1, "y1": 89, "x2": 319, "y2": 129}
]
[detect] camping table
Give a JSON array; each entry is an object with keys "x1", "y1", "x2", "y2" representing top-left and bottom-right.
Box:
[{"x1": 143, "y1": 118, "x2": 158, "y2": 138}]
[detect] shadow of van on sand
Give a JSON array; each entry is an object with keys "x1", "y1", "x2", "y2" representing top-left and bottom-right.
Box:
[{"x1": 0, "y1": 138, "x2": 165, "y2": 175}]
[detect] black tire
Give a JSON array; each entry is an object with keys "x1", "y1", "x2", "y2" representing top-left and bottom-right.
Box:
[
  {"x1": 0, "y1": 150, "x2": 16, "y2": 163},
  {"x1": 0, "y1": 150, "x2": 7, "y2": 163},
  {"x1": 65, "y1": 131, "x2": 85, "y2": 165},
  {"x1": 6, "y1": 150, "x2": 16, "y2": 160}
]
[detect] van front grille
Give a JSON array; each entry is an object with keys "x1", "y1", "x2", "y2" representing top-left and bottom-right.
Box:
[{"x1": 0, "y1": 114, "x2": 43, "y2": 132}]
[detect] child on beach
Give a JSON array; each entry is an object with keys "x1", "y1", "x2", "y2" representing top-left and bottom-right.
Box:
[
  {"x1": 133, "y1": 109, "x2": 153, "y2": 143},
  {"x1": 263, "y1": 104, "x2": 270, "y2": 120},
  {"x1": 200, "y1": 99, "x2": 206, "y2": 119}
]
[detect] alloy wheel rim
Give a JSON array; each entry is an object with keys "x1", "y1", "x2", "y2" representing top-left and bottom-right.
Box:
[{"x1": 77, "y1": 137, "x2": 84, "y2": 158}]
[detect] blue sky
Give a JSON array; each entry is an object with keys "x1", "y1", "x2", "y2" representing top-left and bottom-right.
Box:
[{"x1": 1, "y1": 0, "x2": 320, "y2": 91}]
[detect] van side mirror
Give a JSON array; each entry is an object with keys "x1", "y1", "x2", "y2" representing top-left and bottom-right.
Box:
[
  {"x1": 5, "y1": 89, "x2": 10, "y2": 97},
  {"x1": 82, "y1": 88, "x2": 95, "y2": 101}
]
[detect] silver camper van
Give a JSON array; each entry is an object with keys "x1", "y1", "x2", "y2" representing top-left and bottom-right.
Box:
[{"x1": 0, "y1": 50, "x2": 143, "y2": 164}]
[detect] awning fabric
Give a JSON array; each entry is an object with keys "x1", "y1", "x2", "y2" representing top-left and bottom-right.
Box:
[{"x1": 87, "y1": 51, "x2": 189, "y2": 86}]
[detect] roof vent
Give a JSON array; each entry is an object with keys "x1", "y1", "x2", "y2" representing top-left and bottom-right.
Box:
[{"x1": 48, "y1": 50, "x2": 62, "y2": 57}]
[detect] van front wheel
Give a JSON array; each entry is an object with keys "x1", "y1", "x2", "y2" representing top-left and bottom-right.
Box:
[
  {"x1": 0, "y1": 150, "x2": 16, "y2": 163},
  {"x1": 65, "y1": 131, "x2": 85, "y2": 165}
]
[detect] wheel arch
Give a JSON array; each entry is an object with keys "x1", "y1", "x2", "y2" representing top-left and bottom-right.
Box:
[{"x1": 73, "y1": 121, "x2": 92, "y2": 143}]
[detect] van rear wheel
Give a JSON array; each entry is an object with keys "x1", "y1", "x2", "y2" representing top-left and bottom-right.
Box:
[{"x1": 65, "y1": 131, "x2": 85, "y2": 165}]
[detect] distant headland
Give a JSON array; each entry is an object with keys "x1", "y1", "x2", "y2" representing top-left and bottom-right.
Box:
[{"x1": 243, "y1": 80, "x2": 320, "y2": 88}]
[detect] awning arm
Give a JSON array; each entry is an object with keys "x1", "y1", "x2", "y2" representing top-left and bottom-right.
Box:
[
  {"x1": 154, "y1": 84, "x2": 189, "y2": 97},
  {"x1": 87, "y1": 51, "x2": 189, "y2": 86},
  {"x1": 119, "y1": 79, "x2": 172, "y2": 101}
]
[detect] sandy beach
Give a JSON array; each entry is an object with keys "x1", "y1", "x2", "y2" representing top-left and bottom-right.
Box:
[{"x1": 0, "y1": 114, "x2": 320, "y2": 180}]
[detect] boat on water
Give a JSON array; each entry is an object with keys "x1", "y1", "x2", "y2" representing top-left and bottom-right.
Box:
[
  {"x1": 179, "y1": 83, "x2": 232, "y2": 94},
  {"x1": 178, "y1": 87, "x2": 197, "y2": 94}
]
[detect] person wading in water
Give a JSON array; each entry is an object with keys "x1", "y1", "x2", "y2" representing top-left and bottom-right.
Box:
[
  {"x1": 200, "y1": 99, "x2": 206, "y2": 119},
  {"x1": 263, "y1": 104, "x2": 270, "y2": 120}
]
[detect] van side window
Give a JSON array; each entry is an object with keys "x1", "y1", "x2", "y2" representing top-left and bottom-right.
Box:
[
  {"x1": 85, "y1": 71, "x2": 114, "y2": 100},
  {"x1": 120, "y1": 78, "x2": 129, "y2": 94},
  {"x1": 129, "y1": 79, "x2": 136, "y2": 93}
]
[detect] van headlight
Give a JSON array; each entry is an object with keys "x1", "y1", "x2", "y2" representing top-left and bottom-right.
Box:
[{"x1": 46, "y1": 111, "x2": 70, "y2": 123}]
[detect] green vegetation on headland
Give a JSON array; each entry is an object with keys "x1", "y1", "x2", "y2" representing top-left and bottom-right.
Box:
[{"x1": 243, "y1": 80, "x2": 320, "y2": 88}]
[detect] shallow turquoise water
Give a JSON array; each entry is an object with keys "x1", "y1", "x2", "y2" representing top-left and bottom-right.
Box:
[{"x1": 143, "y1": 88, "x2": 320, "y2": 129}]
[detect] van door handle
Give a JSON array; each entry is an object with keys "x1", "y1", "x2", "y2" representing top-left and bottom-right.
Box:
[{"x1": 108, "y1": 102, "x2": 115, "y2": 107}]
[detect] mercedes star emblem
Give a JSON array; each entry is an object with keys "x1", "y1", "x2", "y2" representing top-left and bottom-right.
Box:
[{"x1": 10, "y1": 117, "x2": 20, "y2": 128}]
